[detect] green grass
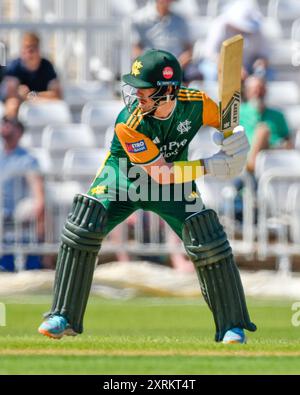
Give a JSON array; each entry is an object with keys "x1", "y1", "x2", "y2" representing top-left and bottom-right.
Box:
[{"x1": 0, "y1": 296, "x2": 300, "y2": 374}]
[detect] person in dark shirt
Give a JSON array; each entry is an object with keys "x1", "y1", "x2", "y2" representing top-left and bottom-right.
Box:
[{"x1": 2, "y1": 32, "x2": 62, "y2": 118}]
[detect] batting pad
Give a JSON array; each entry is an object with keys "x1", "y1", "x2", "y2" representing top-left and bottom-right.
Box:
[
  {"x1": 47, "y1": 194, "x2": 106, "y2": 333},
  {"x1": 182, "y1": 209, "x2": 257, "y2": 342}
]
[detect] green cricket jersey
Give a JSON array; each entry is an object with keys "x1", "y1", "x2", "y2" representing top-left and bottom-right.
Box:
[{"x1": 110, "y1": 87, "x2": 220, "y2": 164}]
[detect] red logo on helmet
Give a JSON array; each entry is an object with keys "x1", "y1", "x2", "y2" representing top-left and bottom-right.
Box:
[{"x1": 163, "y1": 66, "x2": 174, "y2": 79}]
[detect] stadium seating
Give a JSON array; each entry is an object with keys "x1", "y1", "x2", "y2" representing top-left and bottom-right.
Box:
[
  {"x1": 18, "y1": 101, "x2": 72, "y2": 147},
  {"x1": 104, "y1": 125, "x2": 115, "y2": 149},
  {"x1": 81, "y1": 100, "x2": 123, "y2": 146},
  {"x1": 255, "y1": 149, "x2": 300, "y2": 259},
  {"x1": 63, "y1": 81, "x2": 114, "y2": 115},
  {"x1": 261, "y1": 17, "x2": 283, "y2": 39},
  {"x1": 188, "y1": 16, "x2": 214, "y2": 42},
  {"x1": 265, "y1": 81, "x2": 300, "y2": 106},
  {"x1": 172, "y1": 0, "x2": 201, "y2": 17},
  {"x1": 188, "y1": 81, "x2": 218, "y2": 101},
  {"x1": 109, "y1": 0, "x2": 138, "y2": 16},
  {"x1": 291, "y1": 17, "x2": 300, "y2": 41},
  {"x1": 42, "y1": 123, "x2": 95, "y2": 150},
  {"x1": 286, "y1": 183, "x2": 300, "y2": 244},
  {"x1": 255, "y1": 149, "x2": 300, "y2": 179},
  {"x1": 41, "y1": 123, "x2": 96, "y2": 172},
  {"x1": 62, "y1": 147, "x2": 108, "y2": 192},
  {"x1": 268, "y1": 0, "x2": 300, "y2": 21},
  {"x1": 196, "y1": 172, "x2": 256, "y2": 253},
  {"x1": 18, "y1": 100, "x2": 72, "y2": 128},
  {"x1": 29, "y1": 147, "x2": 54, "y2": 175},
  {"x1": 295, "y1": 129, "x2": 300, "y2": 149},
  {"x1": 44, "y1": 180, "x2": 83, "y2": 243},
  {"x1": 62, "y1": 148, "x2": 107, "y2": 177},
  {"x1": 282, "y1": 105, "x2": 300, "y2": 135}
]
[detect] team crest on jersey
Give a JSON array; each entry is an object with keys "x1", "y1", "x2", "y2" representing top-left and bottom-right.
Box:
[
  {"x1": 177, "y1": 120, "x2": 192, "y2": 135},
  {"x1": 126, "y1": 140, "x2": 147, "y2": 153},
  {"x1": 131, "y1": 60, "x2": 143, "y2": 76}
]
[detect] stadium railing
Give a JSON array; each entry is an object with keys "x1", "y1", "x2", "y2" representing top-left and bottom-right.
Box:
[
  {"x1": 0, "y1": 17, "x2": 131, "y2": 83},
  {"x1": 2, "y1": 161, "x2": 300, "y2": 271},
  {"x1": 255, "y1": 150, "x2": 300, "y2": 271}
]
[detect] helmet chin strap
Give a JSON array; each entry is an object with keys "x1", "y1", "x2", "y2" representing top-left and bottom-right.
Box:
[
  {"x1": 139, "y1": 96, "x2": 172, "y2": 116},
  {"x1": 140, "y1": 87, "x2": 175, "y2": 116},
  {"x1": 122, "y1": 83, "x2": 178, "y2": 117}
]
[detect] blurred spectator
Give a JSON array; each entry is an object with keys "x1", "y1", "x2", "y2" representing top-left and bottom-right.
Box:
[
  {"x1": 131, "y1": 0, "x2": 198, "y2": 82},
  {"x1": 2, "y1": 32, "x2": 62, "y2": 118},
  {"x1": 232, "y1": 75, "x2": 292, "y2": 223},
  {"x1": 240, "y1": 75, "x2": 292, "y2": 173},
  {"x1": 0, "y1": 117, "x2": 45, "y2": 271},
  {"x1": 195, "y1": 1, "x2": 271, "y2": 81}
]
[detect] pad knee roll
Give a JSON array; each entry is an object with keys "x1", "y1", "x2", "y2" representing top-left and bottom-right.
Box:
[
  {"x1": 61, "y1": 193, "x2": 107, "y2": 252},
  {"x1": 182, "y1": 209, "x2": 232, "y2": 266}
]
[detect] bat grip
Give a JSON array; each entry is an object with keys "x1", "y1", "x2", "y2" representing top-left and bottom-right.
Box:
[{"x1": 223, "y1": 130, "x2": 233, "y2": 139}]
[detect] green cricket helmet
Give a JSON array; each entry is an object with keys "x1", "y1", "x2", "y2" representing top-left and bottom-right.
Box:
[{"x1": 122, "y1": 49, "x2": 182, "y2": 115}]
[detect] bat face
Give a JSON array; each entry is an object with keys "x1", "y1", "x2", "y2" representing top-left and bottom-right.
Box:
[{"x1": 218, "y1": 34, "x2": 244, "y2": 137}]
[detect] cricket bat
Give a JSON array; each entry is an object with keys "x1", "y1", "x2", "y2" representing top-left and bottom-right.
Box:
[{"x1": 218, "y1": 34, "x2": 244, "y2": 138}]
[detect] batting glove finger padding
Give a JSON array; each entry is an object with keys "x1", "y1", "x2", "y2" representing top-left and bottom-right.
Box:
[
  {"x1": 204, "y1": 152, "x2": 246, "y2": 179},
  {"x1": 221, "y1": 126, "x2": 250, "y2": 157}
]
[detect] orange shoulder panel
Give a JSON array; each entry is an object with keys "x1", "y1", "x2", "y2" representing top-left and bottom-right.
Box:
[
  {"x1": 202, "y1": 93, "x2": 220, "y2": 129},
  {"x1": 115, "y1": 123, "x2": 161, "y2": 165}
]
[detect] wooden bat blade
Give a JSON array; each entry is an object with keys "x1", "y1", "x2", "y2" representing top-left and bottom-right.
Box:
[{"x1": 218, "y1": 34, "x2": 244, "y2": 135}]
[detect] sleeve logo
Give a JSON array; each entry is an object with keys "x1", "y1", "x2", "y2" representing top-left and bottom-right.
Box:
[{"x1": 126, "y1": 140, "x2": 147, "y2": 153}]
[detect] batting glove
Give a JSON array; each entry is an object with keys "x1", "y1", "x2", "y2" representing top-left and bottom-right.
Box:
[
  {"x1": 204, "y1": 151, "x2": 246, "y2": 179},
  {"x1": 213, "y1": 125, "x2": 250, "y2": 158}
]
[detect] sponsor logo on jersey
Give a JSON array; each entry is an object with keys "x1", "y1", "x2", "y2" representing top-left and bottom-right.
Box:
[
  {"x1": 177, "y1": 120, "x2": 192, "y2": 135},
  {"x1": 126, "y1": 140, "x2": 147, "y2": 153},
  {"x1": 131, "y1": 60, "x2": 143, "y2": 76},
  {"x1": 160, "y1": 139, "x2": 188, "y2": 158},
  {"x1": 162, "y1": 66, "x2": 174, "y2": 79}
]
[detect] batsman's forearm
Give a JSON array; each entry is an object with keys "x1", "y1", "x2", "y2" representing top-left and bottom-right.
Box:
[
  {"x1": 144, "y1": 158, "x2": 206, "y2": 184},
  {"x1": 172, "y1": 159, "x2": 206, "y2": 183}
]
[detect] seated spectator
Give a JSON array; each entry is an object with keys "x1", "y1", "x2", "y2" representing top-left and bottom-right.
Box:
[
  {"x1": 195, "y1": 1, "x2": 272, "y2": 81},
  {"x1": 2, "y1": 32, "x2": 62, "y2": 118},
  {"x1": 240, "y1": 75, "x2": 292, "y2": 173},
  {"x1": 0, "y1": 117, "x2": 45, "y2": 271},
  {"x1": 131, "y1": 0, "x2": 198, "y2": 83}
]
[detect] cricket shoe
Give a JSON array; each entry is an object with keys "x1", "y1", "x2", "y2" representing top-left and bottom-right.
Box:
[
  {"x1": 222, "y1": 327, "x2": 246, "y2": 344},
  {"x1": 38, "y1": 315, "x2": 77, "y2": 339}
]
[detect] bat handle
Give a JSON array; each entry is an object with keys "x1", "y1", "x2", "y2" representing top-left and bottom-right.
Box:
[{"x1": 223, "y1": 130, "x2": 233, "y2": 139}]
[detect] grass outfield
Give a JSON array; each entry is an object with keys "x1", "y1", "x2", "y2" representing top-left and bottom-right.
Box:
[{"x1": 0, "y1": 296, "x2": 300, "y2": 374}]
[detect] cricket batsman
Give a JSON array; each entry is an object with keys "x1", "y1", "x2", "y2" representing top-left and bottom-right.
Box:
[{"x1": 38, "y1": 49, "x2": 256, "y2": 343}]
